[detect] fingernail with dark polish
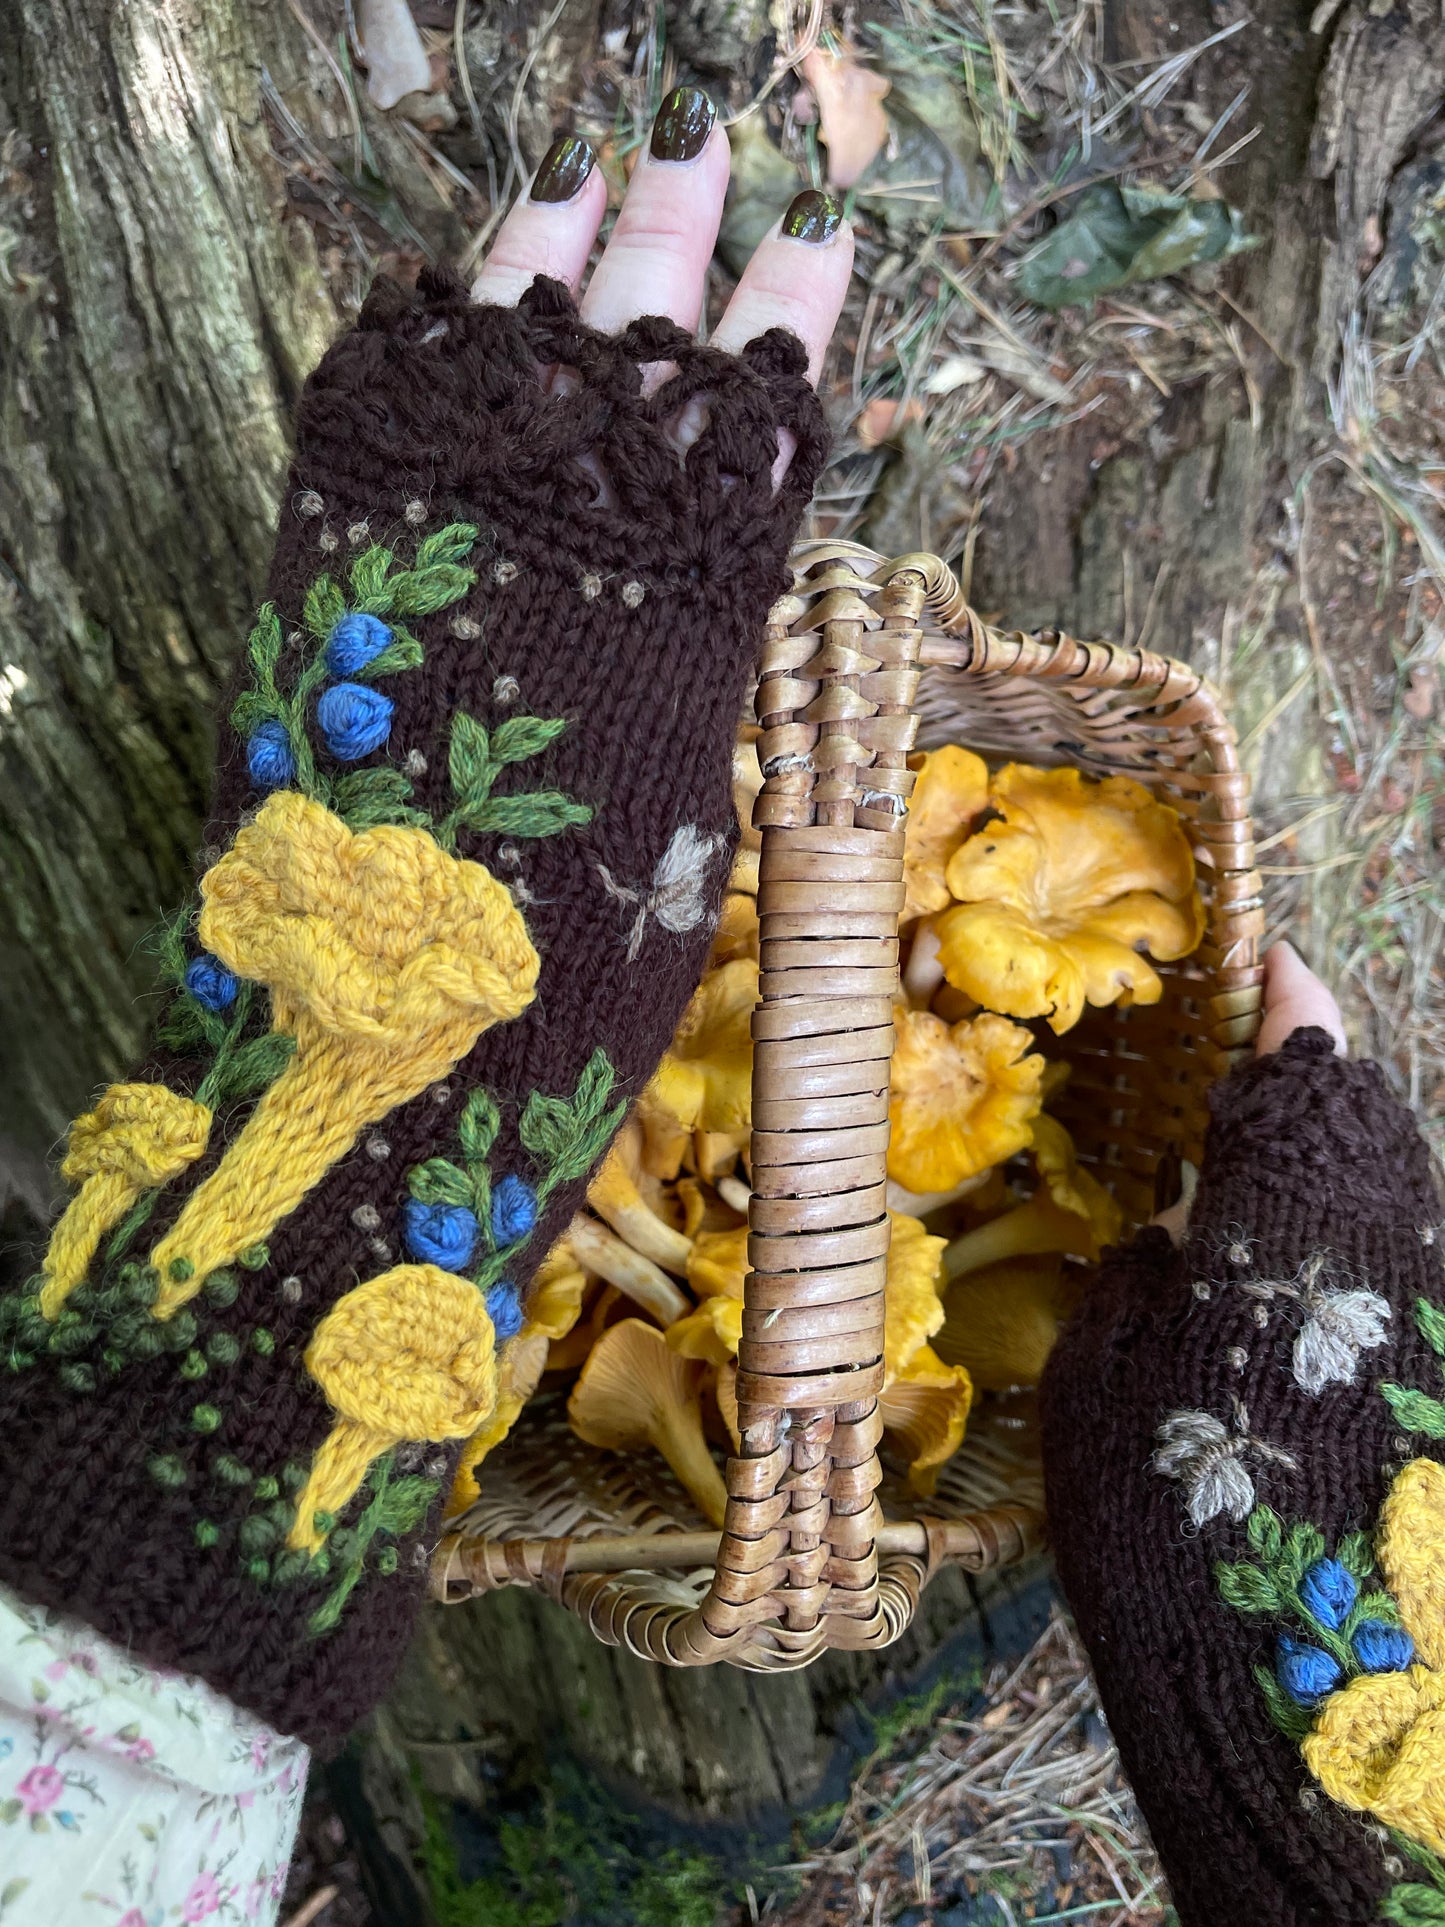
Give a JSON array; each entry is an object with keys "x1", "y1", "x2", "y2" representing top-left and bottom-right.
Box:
[
  {"x1": 650, "y1": 85, "x2": 716, "y2": 163},
  {"x1": 531, "y1": 135, "x2": 596, "y2": 203},
  {"x1": 781, "y1": 188, "x2": 842, "y2": 243}
]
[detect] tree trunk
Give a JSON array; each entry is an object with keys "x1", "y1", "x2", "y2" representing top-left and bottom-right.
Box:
[{"x1": 2, "y1": 1, "x2": 1441, "y2": 1920}]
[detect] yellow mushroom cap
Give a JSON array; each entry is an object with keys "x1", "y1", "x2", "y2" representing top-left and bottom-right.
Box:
[
  {"x1": 686, "y1": 1224, "x2": 749, "y2": 1301},
  {"x1": 938, "y1": 764, "x2": 1204, "y2": 1034},
  {"x1": 62, "y1": 1083, "x2": 212, "y2": 1187},
  {"x1": 885, "y1": 1210, "x2": 949, "y2": 1383},
  {"x1": 305, "y1": 1265, "x2": 498, "y2": 1440},
  {"x1": 1030, "y1": 1113, "x2": 1124, "y2": 1253},
  {"x1": 637, "y1": 957, "x2": 758, "y2": 1178},
  {"x1": 902, "y1": 745, "x2": 990, "y2": 925},
  {"x1": 934, "y1": 1256, "x2": 1078, "y2": 1389},
  {"x1": 887, "y1": 1007, "x2": 1045, "y2": 1196},
  {"x1": 879, "y1": 1344, "x2": 974, "y2": 1495},
  {"x1": 666, "y1": 1294, "x2": 744, "y2": 1368},
  {"x1": 587, "y1": 1121, "x2": 692, "y2": 1275},
  {"x1": 527, "y1": 1235, "x2": 590, "y2": 1343},
  {"x1": 568, "y1": 1319, "x2": 728, "y2": 1527}
]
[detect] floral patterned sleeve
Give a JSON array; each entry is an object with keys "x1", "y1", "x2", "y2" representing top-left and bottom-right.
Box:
[{"x1": 0, "y1": 1581, "x2": 308, "y2": 1926}]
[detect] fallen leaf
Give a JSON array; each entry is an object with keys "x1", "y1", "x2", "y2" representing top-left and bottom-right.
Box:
[
  {"x1": 923, "y1": 353, "x2": 986, "y2": 395},
  {"x1": 800, "y1": 45, "x2": 891, "y2": 189},
  {"x1": 1403, "y1": 664, "x2": 1439, "y2": 720},
  {"x1": 857, "y1": 396, "x2": 927, "y2": 448},
  {"x1": 1016, "y1": 182, "x2": 1258, "y2": 310},
  {"x1": 719, "y1": 116, "x2": 802, "y2": 277}
]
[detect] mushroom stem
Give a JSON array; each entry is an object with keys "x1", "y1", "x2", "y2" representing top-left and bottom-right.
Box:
[
  {"x1": 653, "y1": 1400, "x2": 729, "y2": 1527},
  {"x1": 886, "y1": 1168, "x2": 998, "y2": 1220},
  {"x1": 901, "y1": 916, "x2": 944, "y2": 1009},
  {"x1": 567, "y1": 1214, "x2": 690, "y2": 1325},
  {"x1": 942, "y1": 1195, "x2": 1098, "y2": 1282},
  {"x1": 41, "y1": 1170, "x2": 144, "y2": 1319},
  {"x1": 715, "y1": 1173, "x2": 752, "y2": 1216},
  {"x1": 152, "y1": 1025, "x2": 451, "y2": 1311},
  {"x1": 588, "y1": 1126, "x2": 694, "y2": 1274},
  {"x1": 287, "y1": 1417, "x2": 393, "y2": 1553}
]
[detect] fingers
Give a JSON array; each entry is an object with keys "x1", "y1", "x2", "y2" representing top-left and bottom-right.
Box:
[
  {"x1": 710, "y1": 190, "x2": 855, "y2": 386},
  {"x1": 470, "y1": 137, "x2": 608, "y2": 309},
  {"x1": 578, "y1": 86, "x2": 731, "y2": 338},
  {"x1": 1257, "y1": 940, "x2": 1348, "y2": 1057}
]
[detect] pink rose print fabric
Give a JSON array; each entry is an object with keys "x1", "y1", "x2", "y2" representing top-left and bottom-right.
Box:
[{"x1": 0, "y1": 1582, "x2": 308, "y2": 1925}]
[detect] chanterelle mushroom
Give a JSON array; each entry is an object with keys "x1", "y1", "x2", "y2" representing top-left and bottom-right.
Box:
[
  {"x1": 934, "y1": 1256, "x2": 1078, "y2": 1390},
  {"x1": 636, "y1": 956, "x2": 757, "y2": 1179},
  {"x1": 887, "y1": 1006, "x2": 1045, "y2": 1196},
  {"x1": 942, "y1": 1113, "x2": 1123, "y2": 1280},
  {"x1": 569, "y1": 1319, "x2": 728, "y2": 1527},
  {"x1": 901, "y1": 744, "x2": 990, "y2": 925},
  {"x1": 937, "y1": 764, "x2": 1204, "y2": 1034},
  {"x1": 587, "y1": 1120, "x2": 693, "y2": 1274}
]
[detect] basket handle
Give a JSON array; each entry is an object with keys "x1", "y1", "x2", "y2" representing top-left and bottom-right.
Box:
[{"x1": 676, "y1": 544, "x2": 932, "y2": 1653}]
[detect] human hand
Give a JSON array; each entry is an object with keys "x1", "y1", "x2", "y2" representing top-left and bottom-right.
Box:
[{"x1": 1255, "y1": 938, "x2": 1346, "y2": 1056}]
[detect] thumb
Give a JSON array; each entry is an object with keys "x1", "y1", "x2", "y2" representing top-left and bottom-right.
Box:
[{"x1": 1257, "y1": 940, "x2": 1347, "y2": 1057}]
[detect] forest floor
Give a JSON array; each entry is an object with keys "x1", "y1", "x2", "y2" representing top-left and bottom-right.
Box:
[
  {"x1": 281, "y1": 1605, "x2": 1172, "y2": 1926},
  {"x1": 267, "y1": 0, "x2": 1442, "y2": 1920}
]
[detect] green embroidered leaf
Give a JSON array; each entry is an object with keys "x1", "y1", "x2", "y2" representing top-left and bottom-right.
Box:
[
  {"x1": 389, "y1": 561, "x2": 476, "y2": 617},
  {"x1": 1382, "y1": 1382, "x2": 1445, "y2": 1439},
  {"x1": 350, "y1": 544, "x2": 395, "y2": 609},
  {"x1": 408, "y1": 1157, "x2": 474, "y2": 1208},
  {"x1": 332, "y1": 765, "x2": 430, "y2": 831},
  {"x1": 1245, "y1": 1505, "x2": 1283, "y2": 1562},
  {"x1": 1252, "y1": 1662, "x2": 1314, "y2": 1744},
  {"x1": 1391, "y1": 1833, "x2": 1445, "y2": 1897},
  {"x1": 230, "y1": 688, "x2": 282, "y2": 739},
  {"x1": 458, "y1": 1088, "x2": 501, "y2": 1165},
  {"x1": 354, "y1": 634, "x2": 424, "y2": 679},
  {"x1": 489, "y1": 715, "x2": 570, "y2": 765},
  {"x1": 415, "y1": 522, "x2": 478, "y2": 570},
  {"x1": 1, "y1": 1877, "x2": 33, "y2": 1910},
  {"x1": 214, "y1": 1031, "x2": 297, "y2": 1103},
  {"x1": 520, "y1": 1048, "x2": 627, "y2": 1198},
  {"x1": 454, "y1": 790, "x2": 594, "y2": 838},
  {"x1": 248, "y1": 604, "x2": 285, "y2": 678},
  {"x1": 1215, "y1": 1559, "x2": 1282, "y2": 1615},
  {"x1": 1280, "y1": 1521, "x2": 1328, "y2": 1586},
  {"x1": 1337, "y1": 1529, "x2": 1376, "y2": 1580},
  {"x1": 449, "y1": 711, "x2": 493, "y2": 799},
  {"x1": 371, "y1": 1475, "x2": 439, "y2": 1536},
  {"x1": 1381, "y1": 1886, "x2": 1445, "y2": 1922},
  {"x1": 303, "y1": 575, "x2": 347, "y2": 644},
  {"x1": 1416, "y1": 1298, "x2": 1445, "y2": 1363}
]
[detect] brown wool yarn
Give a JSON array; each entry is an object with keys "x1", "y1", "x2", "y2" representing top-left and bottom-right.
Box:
[
  {"x1": 1042, "y1": 1029, "x2": 1445, "y2": 1925},
  {"x1": 0, "y1": 270, "x2": 827, "y2": 1748}
]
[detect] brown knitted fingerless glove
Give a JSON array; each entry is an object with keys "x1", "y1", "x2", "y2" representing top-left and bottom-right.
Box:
[
  {"x1": 0, "y1": 269, "x2": 827, "y2": 1747},
  {"x1": 1042, "y1": 1029, "x2": 1445, "y2": 1925}
]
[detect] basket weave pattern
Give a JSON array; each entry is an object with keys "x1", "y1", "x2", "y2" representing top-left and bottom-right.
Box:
[{"x1": 433, "y1": 542, "x2": 1265, "y2": 1669}]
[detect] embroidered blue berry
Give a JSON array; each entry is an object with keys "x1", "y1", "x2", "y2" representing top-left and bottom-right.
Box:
[
  {"x1": 485, "y1": 1279, "x2": 525, "y2": 1341},
  {"x1": 1351, "y1": 1620, "x2": 1415, "y2": 1674},
  {"x1": 491, "y1": 1175, "x2": 539, "y2": 1247},
  {"x1": 1299, "y1": 1557, "x2": 1357, "y2": 1632},
  {"x1": 325, "y1": 612, "x2": 393, "y2": 677},
  {"x1": 401, "y1": 1199, "x2": 479, "y2": 1271},
  {"x1": 185, "y1": 955, "x2": 239, "y2": 1011},
  {"x1": 247, "y1": 720, "x2": 296, "y2": 790},
  {"x1": 1276, "y1": 1634, "x2": 1343, "y2": 1707},
  {"x1": 317, "y1": 682, "x2": 393, "y2": 760}
]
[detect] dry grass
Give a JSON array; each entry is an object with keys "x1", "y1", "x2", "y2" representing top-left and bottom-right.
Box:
[{"x1": 754, "y1": 1611, "x2": 1172, "y2": 1926}]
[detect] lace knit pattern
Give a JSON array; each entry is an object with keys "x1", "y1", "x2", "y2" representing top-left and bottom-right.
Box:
[
  {"x1": 0, "y1": 270, "x2": 827, "y2": 1747},
  {"x1": 1042, "y1": 1030, "x2": 1445, "y2": 1925}
]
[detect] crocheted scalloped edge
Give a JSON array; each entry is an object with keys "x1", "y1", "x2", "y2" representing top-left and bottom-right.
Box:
[{"x1": 289, "y1": 268, "x2": 831, "y2": 584}]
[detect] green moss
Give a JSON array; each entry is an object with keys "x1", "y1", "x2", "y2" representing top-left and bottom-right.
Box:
[{"x1": 415, "y1": 1769, "x2": 724, "y2": 1927}]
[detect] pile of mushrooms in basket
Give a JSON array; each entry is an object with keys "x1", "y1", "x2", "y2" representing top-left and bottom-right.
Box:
[{"x1": 444, "y1": 729, "x2": 1205, "y2": 1524}]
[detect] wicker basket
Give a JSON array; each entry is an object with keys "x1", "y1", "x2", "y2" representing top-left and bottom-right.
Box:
[{"x1": 431, "y1": 540, "x2": 1265, "y2": 1668}]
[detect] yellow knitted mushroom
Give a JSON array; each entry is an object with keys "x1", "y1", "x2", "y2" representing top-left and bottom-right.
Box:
[
  {"x1": 40, "y1": 1083, "x2": 211, "y2": 1318},
  {"x1": 149, "y1": 792, "x2": 539, "y2": 1311},
  {"x1": 289, "y1": 1264, "x2": 498, "y2": 1553}
]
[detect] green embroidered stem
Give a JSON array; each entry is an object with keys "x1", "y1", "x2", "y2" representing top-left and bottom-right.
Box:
[
  {"x1": 434, "y1": 711, "x2": 592, "y2": 853},
  {"x1": 307, "y1": 1454, "x2": 439, "y2": 1634},
  {"x1": 1382, "y1": 1835, "x2": 1445, "y2": 1920},
  {"x1": 524, "y1": 1049, "x2": 628, "y2": 1209}
]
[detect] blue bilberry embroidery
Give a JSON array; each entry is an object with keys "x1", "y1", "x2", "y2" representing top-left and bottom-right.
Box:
[
  {"x1": 326, "y1": 611, "x2": 394, "y2": 676},
  {"x1": 1352, "y1": 1620, "x2": 1416, "y2": 1674},
  {"x1": 247, "y1": 720, "x2": 296, "y2": 791},
  {"x1": 401, "y1": 1199, "x2": 479, "y2": 1271},
  {"x1": 184, "y1": 955, "x2": 239, "y2": 1012},
  {"x1": 485, "y1": 1280, "x2": 525, "y2": 1341},
  {"x1": 1276, "y1": 1633, "x2": 1343, "y2": 1707},
  {"x1": 491, "y1": 1175, "x2": 539, "y2": 1247},
  {"x1": 317, "y1": 682, "x2": 393, "y2": 760}
]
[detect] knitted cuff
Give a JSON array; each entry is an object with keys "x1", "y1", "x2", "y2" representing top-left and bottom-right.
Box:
[
  {"x1": 0, "y1": 270, "x2": 827, "y2": 1748},
  {"x1": 1042, "y1": 1031, "x2": 1445, "y2": 1926}
]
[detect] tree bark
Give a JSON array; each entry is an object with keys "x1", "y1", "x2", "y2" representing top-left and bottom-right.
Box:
[{"x1": 2, "y1": 1, "x2": 1442, "y2": 1919}]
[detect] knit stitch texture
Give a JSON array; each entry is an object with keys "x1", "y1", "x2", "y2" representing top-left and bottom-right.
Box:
[
  {"x1": 1042, "y1": 1029, "x2": 1445, "y2": 1925},
  {"x1": 0, "y1": 269, "x2": 827, "y2": 1747}
]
